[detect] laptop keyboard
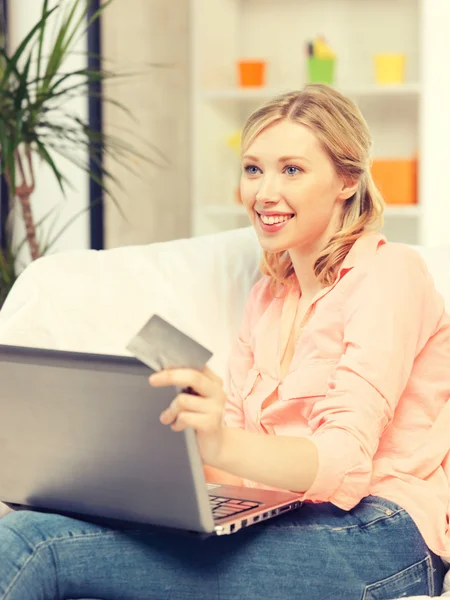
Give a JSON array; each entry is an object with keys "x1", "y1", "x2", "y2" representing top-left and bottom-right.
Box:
[{"x1": 209, "y1": 494, "x2": 262, "y2": 521}]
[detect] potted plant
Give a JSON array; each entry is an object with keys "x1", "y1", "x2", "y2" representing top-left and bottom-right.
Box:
[{"x1": 0, "y1": 0, "x2": 154, "y2": 306}]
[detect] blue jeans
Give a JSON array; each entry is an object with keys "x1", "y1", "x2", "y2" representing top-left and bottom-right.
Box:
[{"x1": 0, "y1": 496, "x2": 445, "y2": 600}]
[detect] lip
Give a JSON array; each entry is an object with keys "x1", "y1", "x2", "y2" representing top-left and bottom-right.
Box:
[
  {"x1": 257, "y1": 211, "x2": 294, "y2": 217},
  {"x1": 256, "y1": 212, "x2": 294, "y2": 233}
]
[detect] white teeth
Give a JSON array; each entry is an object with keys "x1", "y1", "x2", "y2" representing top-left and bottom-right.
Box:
[{"x1": 260, "y1": 214, "x2": 292, "y2": 225}]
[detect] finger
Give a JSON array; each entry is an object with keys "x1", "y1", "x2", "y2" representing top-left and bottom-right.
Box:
[
  {"x1": 160, "y1": 392, "x2": 222, "y2": 425},
  {"x1": 177, "y1": 392, "x2": 212, "y2": 413},
  {"x1": 170, "y1": 411, "x2": 218, "y2": 433},
  {"x1": 160, "y1": 393, "x2": 201, "y2": 425},
  {"x1": 150, "y1": 368, "x2": 215, "y2": 398},
  {"x1": 149, "y1": 368, "x2": 188, "y2": 387},
  {"x1": 150, "y1": 367, "x2": 222, "y2": 390},
  {"x1": 159, "y1": 395, "x2": 182, "y2": 425}
]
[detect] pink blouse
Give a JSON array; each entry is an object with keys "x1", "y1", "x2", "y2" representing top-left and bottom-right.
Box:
[{"x1": 224, "y1": 232, "x2": 450, "y2": 558}]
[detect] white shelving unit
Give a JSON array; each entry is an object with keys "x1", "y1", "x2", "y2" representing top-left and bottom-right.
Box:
[
  {"x1": 203, "y1": 83, "x2": 422, "y2": 102},
  {"x1": 190, "y1": 0, "x2": 450, "y2": 246}
]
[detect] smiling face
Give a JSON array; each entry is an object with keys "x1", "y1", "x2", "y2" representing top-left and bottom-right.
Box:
[{"x1": 240, "y1": 119, "x2": 353, "y2": 256}]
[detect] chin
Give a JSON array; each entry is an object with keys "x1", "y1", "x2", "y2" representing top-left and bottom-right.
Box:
[{"x1": 256, "y1": 234, "x2": 291, "y2": 254}]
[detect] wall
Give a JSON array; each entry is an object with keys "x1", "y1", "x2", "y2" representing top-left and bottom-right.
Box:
[
  {"x1": 8, "y1": 0, "x2": 90, "y2": 267},
  {"x1": 102, "y1": 0, "x2": 191, "y2": 248}
]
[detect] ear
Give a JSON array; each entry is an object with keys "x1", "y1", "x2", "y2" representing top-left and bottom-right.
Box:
[{"x1": 337, "y1": 177, "x2": 359, "y2": 202}]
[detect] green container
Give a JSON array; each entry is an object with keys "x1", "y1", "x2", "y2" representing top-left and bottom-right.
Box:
[{"x1": 307, "y1": 57, "x2": 335, "y2": 85}]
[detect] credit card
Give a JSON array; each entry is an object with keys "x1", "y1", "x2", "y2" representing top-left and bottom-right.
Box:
[{"x1": 126, "y1": 314, "x2": 213, "y2": 373}]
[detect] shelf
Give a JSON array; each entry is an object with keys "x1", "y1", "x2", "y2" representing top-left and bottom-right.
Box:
[
  {"x1": 204, "y1": 204, "x2": 422, "y2": 218},
  {"x1": 203, "y1": 83, "x2": 421, "y2": 102},
  {"x1": 191, "y1": 0, "x2": 439, "y2": 245}
]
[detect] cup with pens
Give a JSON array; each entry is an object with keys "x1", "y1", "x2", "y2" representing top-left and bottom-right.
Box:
[{"x1": 306, "y1": 36, "x2": 336, "y2": 85}]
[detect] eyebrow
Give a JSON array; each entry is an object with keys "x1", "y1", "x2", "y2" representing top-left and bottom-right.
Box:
[{"x1": 242, "y1": 154, "x2": 310, "y2": 164}]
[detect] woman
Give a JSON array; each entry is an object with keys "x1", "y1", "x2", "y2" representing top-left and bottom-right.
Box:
[{"x1": 0, "y1": 84, "x2": 449, "y2": 599}]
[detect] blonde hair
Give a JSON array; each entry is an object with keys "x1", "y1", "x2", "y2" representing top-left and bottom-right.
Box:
[{"x1": 241, "y1": 84, "x2": 385, "y2": 295}]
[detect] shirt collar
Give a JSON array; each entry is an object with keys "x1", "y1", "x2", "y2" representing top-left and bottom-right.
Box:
[{"x1": 338, "y1": 231, "x2": 387, "y2": 276}]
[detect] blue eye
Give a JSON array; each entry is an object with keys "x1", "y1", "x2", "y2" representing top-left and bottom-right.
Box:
[
  {"x1": 285, "y1": 165, "x2": 302, "y2": 175},
  {"x1": 244, "y1": 165, "x2": 261, "y2": 175}
]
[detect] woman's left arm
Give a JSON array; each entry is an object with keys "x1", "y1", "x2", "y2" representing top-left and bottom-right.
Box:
[{"x1": 297, "y1": 245, "x2": 445, "y2": 506}]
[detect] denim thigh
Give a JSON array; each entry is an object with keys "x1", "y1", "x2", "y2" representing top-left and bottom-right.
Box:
[{"x1": 0, "y1": 496, "x2": 445, "y2": 600}]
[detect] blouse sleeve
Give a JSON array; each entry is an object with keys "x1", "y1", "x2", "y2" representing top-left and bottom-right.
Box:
[{"x1": 301, "y1": 245, "x2": 445, "y2": 509}]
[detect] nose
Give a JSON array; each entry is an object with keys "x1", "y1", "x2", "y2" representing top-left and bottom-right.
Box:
[{"x1": 255, "y1": 175, "x2": 282, "y2": 204}]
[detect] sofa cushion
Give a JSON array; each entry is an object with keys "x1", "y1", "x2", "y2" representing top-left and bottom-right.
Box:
[{"x1": 0, "y1": 227, "x2": 261, "y2": 385}]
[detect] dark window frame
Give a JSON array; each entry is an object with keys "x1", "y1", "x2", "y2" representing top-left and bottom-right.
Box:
[
  {"x1": 0, "y1": 0, "x2": 8, "y2": 251},
  {"x1": 87, "y1": 0, "x2": 104, "y2": 250}
]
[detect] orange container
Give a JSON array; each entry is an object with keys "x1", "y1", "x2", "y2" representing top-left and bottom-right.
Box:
[
  {"x1": 237, "y1": 60, "x2": 266, "y2": 87},
  {"x1": 371, "y1": 158, "x2": 417, "y2": 205}
]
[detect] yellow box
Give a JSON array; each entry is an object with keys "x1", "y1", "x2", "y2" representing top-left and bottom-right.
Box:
[
  {"x1": 374, "y1": 54, "x2": 405, "y2": 85},
  {"x1": 371, "y1": 158, "x2": 417, "y2": 205}
]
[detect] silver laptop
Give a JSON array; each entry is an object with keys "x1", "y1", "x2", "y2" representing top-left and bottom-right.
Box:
[{"x1": 0, "y1": 344, "x2": 302, "y2": 536}]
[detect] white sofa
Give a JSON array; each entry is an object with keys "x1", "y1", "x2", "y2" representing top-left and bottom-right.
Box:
[{"x1": 0, "y1": 225, "x2": 449, "y2": 599}]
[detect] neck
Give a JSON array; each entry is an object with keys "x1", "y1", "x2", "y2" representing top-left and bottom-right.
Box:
[
  {"x1": 288, "y1": 213, "x2": 342, "y2": 299},
  {"x1": 289, "y1": 250, "x2": 325, "y2": 300}
]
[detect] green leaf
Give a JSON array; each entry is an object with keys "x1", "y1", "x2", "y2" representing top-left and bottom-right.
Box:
[
  {"x1": 40, "y1": 2, "x2": 78, "y2": 95},
  {"x1": 41, "y1": 197, "x2": 103, "y2": 254},
  {"x1": 45, "y1": 68, "x2": 100, "y2": 97},
  {"x1": 68, "y1": 0, "x2": 115, "y2": 52},
  {"x1": 59, "y1": 0, "x2": 82, "y2": 55},
  {"x1": 36, "y1": 0, "x2": 50, "y2": 86},
  {"x1": 0, "y1": 124, "x2": 16, "y2": 196},
  {"x1": 0, "y1": 5, "x2": 57, "y2": 89},
  {"x1": 0, "y1": 242, "x2": 18, "y2": 303},
  {"x1": 49, "y1": 143, "x2": 128, "y2": 222},
  {"x1": 35, "y1": 139, "x2": 67, "y2": 197},
  {"x1": 13, "y1": 53, "x2": 32, "y2": 111},
  {"x1": 0, "y1": 47, "x2": 24, "y2": 89},
  {"x1": 37, "y1": 203, "x2": 64, "y2": 253},
  {"x1": 13, "y1": 109, "x2": 24, "y2": 155},
  {"x1": 60, "y1": 0, "x2": 92, "y2": 57}
]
